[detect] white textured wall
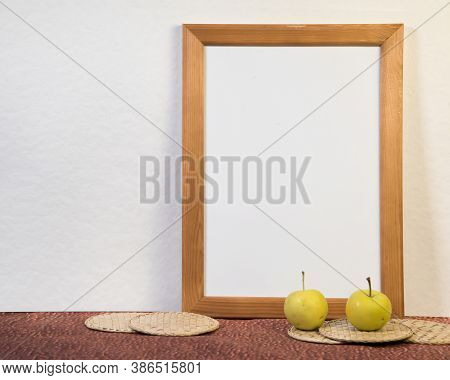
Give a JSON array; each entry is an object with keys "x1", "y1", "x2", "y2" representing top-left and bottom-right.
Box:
[{"x1": 0, "y1": 0, "x2": 449, "y2": 315}]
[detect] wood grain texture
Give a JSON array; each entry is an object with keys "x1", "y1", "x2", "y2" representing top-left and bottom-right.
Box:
[
  {"x1": 380, "y1": 25, "x2": 404, "y2": 317},
  {"x1": 185, "y1": 24, "x2": 403, "y2": 46},
  {"x1": 182, "y1": 26, "x2": 205, "y2": 312},
  {"x1": 188, "y1": 297, "x2": 346, "y2": 319},
  {"x1": 182, "y1": 24, "x2": 404, "y2": 318}
]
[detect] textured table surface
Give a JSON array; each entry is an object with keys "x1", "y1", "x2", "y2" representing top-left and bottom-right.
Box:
[{"x1": 1, "y1": 313, "x2": 449, "y2": 360}]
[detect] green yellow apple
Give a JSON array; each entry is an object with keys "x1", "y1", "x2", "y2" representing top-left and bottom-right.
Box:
[
  {"x1": 346, "y1": 277, "x2": 392, "y2": 331},
  {"x1": 284, "y1": 272, "x2": 328, "y2": 330}
]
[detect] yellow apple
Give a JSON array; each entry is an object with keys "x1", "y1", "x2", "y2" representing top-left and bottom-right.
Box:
[
  {"x1": 346, "y1": 277, "x2": 392, "y2": 331},
  {"x1": 284, "y1": 272, "x2": 328, "y2": 330}
]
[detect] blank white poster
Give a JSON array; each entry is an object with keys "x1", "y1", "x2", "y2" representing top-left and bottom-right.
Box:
[{"x1": 204, "y1": 46, "x2": 381, "y2": 298}]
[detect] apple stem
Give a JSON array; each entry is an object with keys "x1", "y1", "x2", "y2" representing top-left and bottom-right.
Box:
[
  {"x1": 366, "y1": 277, "x2": 372, "y2": 297},
  {"x1": 302, "y1": 271, "x2": 305, "y2": 291}
]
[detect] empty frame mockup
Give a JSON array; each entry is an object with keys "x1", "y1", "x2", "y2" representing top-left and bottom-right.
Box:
[{"x1": 182, "y1": 24, "x2": 404, "y2": 318}]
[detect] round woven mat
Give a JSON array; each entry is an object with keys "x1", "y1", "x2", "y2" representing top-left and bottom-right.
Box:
[
  {"x1": 85, "y1": 313, "x2": 147, "y2": 333},
  {"x1": 288, "y1": 326, "x2": 342, "y2": 344},
  {"x1": 319, "y1": 319, "x2": 412, "y2": 343},
  {"x1": 129, "y1": 312, "x2": 220, "y2": 336},
  {"x1": 393, "y1": 319, "x2": 450, "y2": 345}
]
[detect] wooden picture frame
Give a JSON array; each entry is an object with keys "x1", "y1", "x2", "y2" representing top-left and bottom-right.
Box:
[{"x1": 182, "y1": 24, "x2": 404, "y2": 318}]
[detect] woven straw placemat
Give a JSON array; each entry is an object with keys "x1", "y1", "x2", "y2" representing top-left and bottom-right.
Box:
[
  {"x1": 288, "y1": 326, "x2": 342, "y2": 344},
  {"x1": 319, "y1": 319, "x2": 413, "y2": 343},
  {"x1": 129, "y1": 312, "x2": 220, "y2": 336},
  {"x1": 85, "y1": 313, "x2": 147, "y2": 333},
  {"x1": 393, "y1": 319, "x2": 450, "y2": 345}
]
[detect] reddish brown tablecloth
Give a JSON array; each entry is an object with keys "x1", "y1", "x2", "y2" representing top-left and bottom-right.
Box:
[{"x1": 0, "y1": 313, "x2": 448, "y2": 360}]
